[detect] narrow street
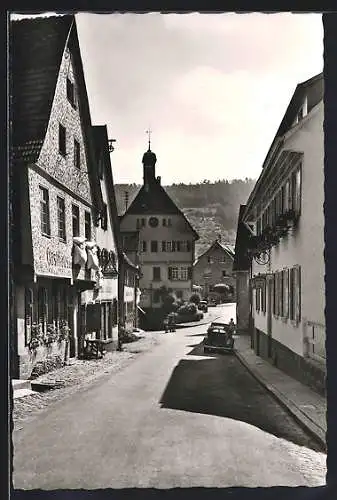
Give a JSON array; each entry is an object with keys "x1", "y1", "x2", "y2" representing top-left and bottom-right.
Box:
[{"x1": 13, "y1": 304, "x2": 326, "y2": 490}]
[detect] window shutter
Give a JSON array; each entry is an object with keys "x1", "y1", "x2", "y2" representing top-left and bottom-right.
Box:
[
  {"x1": 188, "y1": 267, "x2": 192, "y2": 280},
  {"x1": 168, "y1": 267, "x2": 172, "y2": 280},
  {"x1": 162, "y1": 241, "x2": 166, "y2": 252},
  {"x1": 295, "y1": 266, "x2": 301, "y2": 323},
  {"x1": 295, "y1": 167, "x2": 302, "y2": 215},
  {"x1": 283, "y1": 269, "x2": 289, "y2": 319}
]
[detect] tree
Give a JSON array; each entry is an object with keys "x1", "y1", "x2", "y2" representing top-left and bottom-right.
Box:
[{"x1": 189, "y1": 293, "x2": 201, "y2": 305}]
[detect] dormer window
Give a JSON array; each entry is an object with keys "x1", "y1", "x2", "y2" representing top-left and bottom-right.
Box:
[{"x1": 67, "y1": 78, "x2": 76, "y2": 108}]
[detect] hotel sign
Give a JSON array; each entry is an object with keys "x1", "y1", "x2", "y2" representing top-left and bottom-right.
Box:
[{"x1": 34, "y1": 244, "x2": 72, "y2": 279}]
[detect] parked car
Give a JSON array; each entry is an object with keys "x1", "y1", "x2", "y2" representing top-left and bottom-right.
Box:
[
  {"x1": 198, "y1": 300, "x2": 208, "y2": 312},
  {"x1": 208, "y1": 298, "x2": 218, "y2": 307},
  {"x1": 203, "y1": 322, "x2": 236, "y2": 354}
]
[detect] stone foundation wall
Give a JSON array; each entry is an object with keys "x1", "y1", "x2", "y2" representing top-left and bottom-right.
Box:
[
  {"x1": 254, "y1": 328, "x2": 326, "y2": 396},
  {"x1": 19, "y1": 340, "x2": 67, "y2": 380}
]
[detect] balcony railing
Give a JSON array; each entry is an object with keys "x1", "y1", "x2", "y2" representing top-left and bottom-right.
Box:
[{"x1": 304, "y1": 320, "x2": 326, "y2": 363}]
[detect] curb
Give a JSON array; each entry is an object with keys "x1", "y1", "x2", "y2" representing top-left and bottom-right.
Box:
[{"x1": 234, "y1": 349, "x2": 327, "y2": 451}]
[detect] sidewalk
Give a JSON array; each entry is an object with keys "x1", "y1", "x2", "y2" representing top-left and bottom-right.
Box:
[{"x1": 234, "y1": 334, "x2": 327, "y2": 451}]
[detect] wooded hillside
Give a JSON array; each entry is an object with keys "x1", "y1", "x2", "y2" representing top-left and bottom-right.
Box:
[{"x1": 114, "y1": 178, "x2": 256, "y2": 257}]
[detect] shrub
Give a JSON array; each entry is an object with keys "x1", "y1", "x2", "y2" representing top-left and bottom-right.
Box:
[
  {"x1": 189, "y1": 293, "x2": 201, "y2": 305},
  {"x1": 178, "y1": 303, "x2": 197, "y2": 315}
]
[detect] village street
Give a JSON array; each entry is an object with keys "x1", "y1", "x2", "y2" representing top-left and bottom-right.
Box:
[{"x1": 13, "y1": 304, "x2": 326, "y2": 490}]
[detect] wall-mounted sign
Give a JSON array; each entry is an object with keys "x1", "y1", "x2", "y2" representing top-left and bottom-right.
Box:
[
  {"x1": 46, "y1": 247, "x2": 72, "y2": 269},
  {"x1": 124, "y1": 286, "x2": 134, "y2": 302}
]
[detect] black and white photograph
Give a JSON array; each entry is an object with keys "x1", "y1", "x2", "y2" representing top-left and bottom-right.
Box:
[{"x1": 8, "y1": 9, "x2": 333, "y2": 493}]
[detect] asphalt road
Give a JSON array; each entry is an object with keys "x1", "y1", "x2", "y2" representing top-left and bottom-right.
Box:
[{"x1": 13, "y1": 304, "x2": 326, "y2": 489}]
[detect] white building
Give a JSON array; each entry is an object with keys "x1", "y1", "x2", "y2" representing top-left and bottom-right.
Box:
[
  {"x1": 236, "y1": 73, "x2": 325, "y2": 394},
  {"x1": 119, "y1": 141, "x2": 199, "y2": 316}
]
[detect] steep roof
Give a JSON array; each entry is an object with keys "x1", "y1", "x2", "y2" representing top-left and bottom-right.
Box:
[
  {"x1": 10, "y1": 15, "x2": 74, "y2": 160},
  {"x1": 194, "y1": 239, "x2": 235, "y2": 265},
  {"x1": 245, "y1": 72, "x2": 323, "y2": 214},
  {"x1": 233, "y1": 205, "x2": 251, "y2": 272},
  {"x1": 120, "y1": 180, "x2": 199, "y2": 240}
]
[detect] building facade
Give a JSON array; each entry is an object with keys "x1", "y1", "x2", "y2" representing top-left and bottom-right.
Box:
[
  {"x1": 236, "y1": 73, "x2": 325, "y2": 394},
  {"x1": 233, "y1": 205, "x2": 251, "y2": 333},
  {"x1": 80, "y1": 126, "x2": 120, "y2": 351},
  {"x1": 10, "y1": 16, "x2": 107, "y2": 378},
  {"x1": 193, "y1": 239, "x2": 235, "y2": 301},
  {"x1": 119, "y1": 142, "x2": 199, "y2": 314}
]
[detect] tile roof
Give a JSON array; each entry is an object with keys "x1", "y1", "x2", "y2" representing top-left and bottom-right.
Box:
[
  {"x1": 120, "y1": 181, "x2": 199, "y2": 239},
  {"x1": 10, "y1": 15, "x2": 74, "y2": 162}
]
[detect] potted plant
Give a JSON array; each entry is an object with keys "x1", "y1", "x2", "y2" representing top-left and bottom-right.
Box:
[
  {"x1": 44, "y1": 323, "x2": 58, "y2": 345},
  {"x1": 58, "y1": 320, "x2": 70, "y2": 343},
  {"x1": 28, "y1": 323, "x2": 43, "y2": 352}
]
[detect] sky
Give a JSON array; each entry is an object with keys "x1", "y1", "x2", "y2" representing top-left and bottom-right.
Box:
[{"x1": 11, "y1": 12, "x2": 323, "y2": 185}]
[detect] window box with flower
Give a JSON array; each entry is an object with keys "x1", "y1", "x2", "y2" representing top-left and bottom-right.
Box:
[{"x1": 28, "y1": 323, "x2": 44, "y2": 352}]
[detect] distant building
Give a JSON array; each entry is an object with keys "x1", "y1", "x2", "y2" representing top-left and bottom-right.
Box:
[
  {"x1": 232, "y1": 206, "x2": 251, "y2": 333},
  {"x1": 234, "y1": 73, "x2": 325, "y2": 395},
  {"x1": 80, "y1": 125, "x2": 120, "y2": 352},
  {"x1": 119, "y1": 139, "x2": 199, "y2": 316},
  {"x1": 193, "y1": 238, "x2": 236, "y2": 301}
]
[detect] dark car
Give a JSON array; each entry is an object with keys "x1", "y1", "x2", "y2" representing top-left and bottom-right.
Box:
[
  {"x1": 203, "y1": 322, "x2": 236, "y2": 354},
  {"x1": 198, "y1": 300, "x2": 208, "y2": 313}
]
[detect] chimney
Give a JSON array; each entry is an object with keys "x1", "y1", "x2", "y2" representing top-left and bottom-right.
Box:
[{"x1": 125, "y1": 191, "x2": 129, "y2": 211}]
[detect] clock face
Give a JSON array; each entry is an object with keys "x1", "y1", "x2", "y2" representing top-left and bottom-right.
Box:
[{"x1": 149, "y1": 217, "x2": 159, "y2": 228}]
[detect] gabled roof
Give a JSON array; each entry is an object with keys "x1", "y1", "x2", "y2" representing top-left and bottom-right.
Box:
[
  {"x1": 91, "y1": 125, "x2": 122, "y2": 246},
  {"x1": 244, "y1": 72, "x2": 323, "y2": 215},
  {"x1": 120, "y1": 180, "x2": 199, "y2": 240},
  {"x1": 194, "y1": 239, "x2": 235, "y2": 265},
  {"x1": 10, "y1": 15, "x2": 74, "y2": 158},
  {"x1": 233, "y1": 205, "x2": 251, "y2": 272},
  {"x1": 10, "y1": 15, "x2": 103, "y2": 211}
]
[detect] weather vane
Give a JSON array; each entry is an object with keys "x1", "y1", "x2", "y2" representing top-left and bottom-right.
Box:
[{"x1": 146, "y1": 127, "x2": 152, "y2": 149}]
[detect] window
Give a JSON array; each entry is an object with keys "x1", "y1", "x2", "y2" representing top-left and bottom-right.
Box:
[
  {"x1": 161, "y1": 241, "x2": 166, "y2": 252},
  {"x1": 38, "y1": 287, "x2": 48, "y2": 333},
  {"x1": 74, "y1": 139, "x2": 81, "y2": 169},
  {"x1": 289, "y1": 266, "x2": 301, "y2": 323},
  {"x1": 166, "y1": 241, "x2": 172, "y2": 252},
  {"x1": 141, "y1": 218, "x2": 146, "y2": 227},
  {"x1": 186, "y1": 241, "x2": 192, "y2": 252},
  {"x1": 141, "y1": 241, "x2": 147, "y2": 252},
  {"x1": 176, "y1": 241, "x2": 181, "y2": 252},
  {"x1": 293, "y1": 166, "x2": 302, "y2": 215},
  {"x1": 171, "y1": 241, "x2": 176, "y2": 252},
  {"x1": 261, "y1": 283, "x2": 266, "y2": 314},
  {"x1": 72, "y1": 204, "x2": 80, "y2": 237},
  {"x1": 153, "y1": 267, "x2": 161, "y2": 281},
  {"x1": 101, "y1": 203, "x2": 107, "y2": 230},
  {"x1": 39, "y1": 186, "x2": 50, "y2": 235},
  {"x1": 163, "y1": 218, "x2": 167, "y2": 226},
  {"x1": 85, "y1": 211, "x2": 91, "y2": 240},
  {"x1": 57, "y1": 196, "x2": 66, "y2": 241},
  {"x1": 59, "y1": 123, "x2": 66, "y2": 157},
  {"x1": 24, "y1": 288, "x2": 34, "y2": 345},
  {"x1": 222, "y1": 270, "x2": 227, "y2": 277},
  {"x1": 153, "y1": 290, "x2": 161, "y2": 303},
  {"x1": 255, "y1": 288, "x2": 260, "y2": 312},
  {"x1": 66, "y1": 77, "x2": 76, "y2": 108},
  {"x1": 180, "y1": 267, "x2": 188, "y2": 281},
  {"x1": 151, "y1": 240, "x2": 158, "y2": 252},
  {"x1": 168, "y1": 267, "x2": 179, "y2": 281},
  {"x1": 176, "y1": 290, "x2": 183, "y2": 299},
  {"x1": 283, "y1": 269, "x2": 289, "y2": 319},
  {"x1": 167, "y1": 218, "x2": 172, "y2": 226}
]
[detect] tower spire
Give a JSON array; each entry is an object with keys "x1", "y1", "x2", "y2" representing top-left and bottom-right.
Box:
[{"x1": 146, "y1": 127, "x2": 152, "y2": 151}]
